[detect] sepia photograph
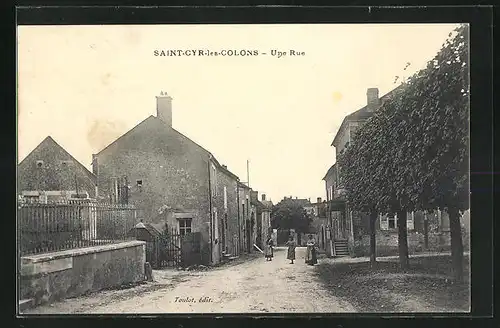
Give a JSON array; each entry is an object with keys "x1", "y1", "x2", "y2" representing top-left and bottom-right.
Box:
[{"x1": 17, "y1": 22, "x2": 470, "y2": 315}]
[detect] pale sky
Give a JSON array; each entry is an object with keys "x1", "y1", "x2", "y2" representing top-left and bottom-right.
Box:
[{"x1": 17, "y1": 24, "x2": 459, "y2": 203}]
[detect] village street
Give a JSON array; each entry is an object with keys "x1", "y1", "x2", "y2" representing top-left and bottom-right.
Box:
[{"x1": 23, "y1": 247, "x2": 356, "y2": 314}]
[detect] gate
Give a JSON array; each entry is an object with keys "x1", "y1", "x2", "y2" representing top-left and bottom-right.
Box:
[
  {"x1": 181, "y1": 232, "x2": 202, "y2": 267},
  {"x1": 151, "y1": 227, "x2": 182, "y2": 269},
  {"x1": 148, "y1": 229, "x2": 204, "y2": 269}
]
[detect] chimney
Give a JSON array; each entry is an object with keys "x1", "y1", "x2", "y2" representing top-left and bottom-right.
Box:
[
  {"x1": 317, "y1": 197, "x2": 322, "y2": 203},
  {"x1": 366, "y1": 88, "x2": 380, "y2": 111},
  {"x1": 156, "y1": 91, "x2": 173, "y2": 127},
  {"x1": 262, "y1": 194, "x2": 266, "y2": 201},
  {"x1": 222, "y1": 164, "x2": 227, "y2": 169}
]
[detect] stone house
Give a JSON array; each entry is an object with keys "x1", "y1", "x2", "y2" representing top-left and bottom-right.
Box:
[
  {"x1": 310, "y1": 197, "x2": 329, "y2": 252},
  {"x1": 250, "y1": 191, "x2": 273, "y2": 249},
  {"x1": 92, "y1": 92, "x2": 243, "y2": 265},
  {"x1": 323, "y1": 87, "x2": 469, "y2": 257},
  {"x1": 259, "y1": 194, "x2": 273, "y2": 248},
  {"x1": 238, "y1": 182, "x2": 253, "y2": 253},
  {"x1": 18, "y1": 136, "x2": 98, "y2": 202}
]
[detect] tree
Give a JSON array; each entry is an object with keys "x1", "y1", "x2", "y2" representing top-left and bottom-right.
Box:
[
  {"x1": 393, "y1": 24, "x2": 470, "y2": 282},
  {"x1": 340, "y1": 24, "x2": 469, "y2": 280},
  {"x1": 271, "y1": 199, "x2": 313, "y2": 235}
]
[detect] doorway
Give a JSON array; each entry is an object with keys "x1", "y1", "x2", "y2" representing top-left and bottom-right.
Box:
[
  {"x1": 246, "y1": 219, "x2": 251, "y2": 252},
  {"x1": 221, "y1": 213, "x2": 227, "y2": 253}
]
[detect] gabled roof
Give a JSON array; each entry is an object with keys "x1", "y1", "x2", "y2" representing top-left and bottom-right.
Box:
[
  {"x1": 129, "y1": 222, "x2": 163, "y2": 238},
  {"x1": 282, "y1": 197, "x2": 312, "y2": 207},
  {"x1": 19, "y1": 136, "x2": 97, "y2": 185},
  {"x1": 322, "y1": 164, "x2": 336, "y2": 181},
  {"x1": 95, "y1": 115, "x2": 241, "y2": 181},
  {"x1": 331, "y1": 85, "x2": 403, "y2": 147},
  {"x1": 261, "y1": 200, "x2": 273, "y2": 209},
  {"x1": 238, "y1": 181, "x2": 251, "y2": 190}
]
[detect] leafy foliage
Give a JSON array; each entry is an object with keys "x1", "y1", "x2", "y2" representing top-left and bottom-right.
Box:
[
  {"x1": 338, "y1": 24, "x2": 469, "y2": 279},
  {"x1": 339, "y1": 24, "x2": 469, "y2": 214},
  {"x1": 271, "y1": 198, "x2": 313, "y2": 234}
]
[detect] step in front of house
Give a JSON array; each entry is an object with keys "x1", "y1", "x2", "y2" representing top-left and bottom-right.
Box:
[
  {"x1": 334, "y1": 240, "x2": 350, "y2": 257},
  {"x1": 19, "y1": 298, "x2": 35, "y2": 312}
]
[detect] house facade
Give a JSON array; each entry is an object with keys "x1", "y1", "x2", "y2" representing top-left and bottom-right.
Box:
[
  {"x1": 238, "y1": 182, "x2": 252, "y2": 253},
  {"x1": 323, "y1": 87, "x2": 469, "y2": 257},
  {"x1": 212, "y1": 163, "x2": 241, "y2": 259},
  {"x1": 259, "y1": 194, "x2": 273, "y2": 248},
  {"x1": 323, "y1": 87, "x2": 396, "y2": 256},
  {"x1": 18, "y1": 136, "x2": 98, "y2": 203},
  {"x1": 92, "y1": 92, "x2": 243, "y2": 265}
]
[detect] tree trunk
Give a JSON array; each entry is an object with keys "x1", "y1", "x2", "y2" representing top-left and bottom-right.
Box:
[
  {"x1": 397, "y1": 209, "x2": 410, "y2": 271},
  {"x1": 448, "y1": 207, "x2": 464, "y2": 283},
  {"x1": 369, "y1": 210, "x2": 377, "y2": 267},
  {"x1": 423, "y1": 212, "x2": 429, "y2": 250}
]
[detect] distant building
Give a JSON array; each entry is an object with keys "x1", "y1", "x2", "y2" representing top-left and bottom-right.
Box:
[
  {"x1": 250, "y1": 191, "x2": 273, "y2": 249},
  {"x1": 259, "y1": 193, "x2": 273, "y2": 247},
  {"x1": 18, "y1": 136, "x2": 97, "y2": 203},
  {"x1": 92, "y1": 92, "x2": 243, "y2": 265}
]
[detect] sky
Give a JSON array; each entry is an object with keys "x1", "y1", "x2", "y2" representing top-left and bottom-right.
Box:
[{"x1": 17, "y1": 23, "x2": 459, "y2": 203}]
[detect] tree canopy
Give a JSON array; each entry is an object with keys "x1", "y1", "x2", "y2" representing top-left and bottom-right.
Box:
[
  {"x1": 338, "y1": 24, "x2": 469, "y2": 280},
  {"x1": 339, "y1": 24, "x2": 469, "y2": 215},
  {"x1": 271, "y1": 198, "x2": 313, "y2": 233}
]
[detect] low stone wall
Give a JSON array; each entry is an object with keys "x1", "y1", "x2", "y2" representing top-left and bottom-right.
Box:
[
  {"x1": 20, "y1": 240, "x2": 146, "y2": 308},
  {"x1": 350, "y1": 231, "x2": 456, "y2": 257}
]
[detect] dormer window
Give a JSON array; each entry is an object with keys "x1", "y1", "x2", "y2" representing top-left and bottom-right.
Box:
[{"x1": 36, "y1": 160, "x2": 44, "y2": 168}]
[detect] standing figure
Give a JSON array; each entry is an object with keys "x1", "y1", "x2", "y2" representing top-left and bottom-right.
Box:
[
  {"x1": 305, "y1": 234, "x2": 318, "y2": 266},
  {"x1": 285, "y1": 235, "x2": 296, "y2": 264},
  {"x1": 264, "y1": 236, "x2": 274, "y2": 261}
]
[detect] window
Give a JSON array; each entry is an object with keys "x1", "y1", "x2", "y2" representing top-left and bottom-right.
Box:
[
  {"x1": 407, "y1": 212, "x2": 415, "y2": 230},
  {"x1": 178, "y1": 218, "x2": 192, "y2": 237},
  {"x1": 136, "y1": 180, "x2": 143, "y2": 192},
  {"x1": 388, "y1": 214, "x2": 397, "y2": 229},
  {"x1": 211, "y1": 163, "x2": 217, "y2": 197},
  {"x1": 36, "y1": 160, "x2": 44, "y2": 168},
  {"x1": 60, "y1": 160, "x2": 73, "y2": 167},
  {"x1": 380, "y1": 214, "x2": 388, "y2": 230},
  {"x1": 213, "y1": 209, "x2": 219, "y2": 240}
]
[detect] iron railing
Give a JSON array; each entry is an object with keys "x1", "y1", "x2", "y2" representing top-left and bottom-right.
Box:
[{"x1": 18, "y1": 200, "x2": 138, "y2": 256}]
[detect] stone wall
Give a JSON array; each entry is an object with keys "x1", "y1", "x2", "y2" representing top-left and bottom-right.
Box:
[
  {"x1": 349, "y1": 229, "x2": 469, "y2": 257},
  {"x1": 19, "y1": 241, "x2": 146, "y2": 309}
]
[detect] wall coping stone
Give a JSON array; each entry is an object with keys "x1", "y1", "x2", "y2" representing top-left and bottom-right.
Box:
[{"x1": 21, "y1": 240, "x2": 146, "y2": 264}]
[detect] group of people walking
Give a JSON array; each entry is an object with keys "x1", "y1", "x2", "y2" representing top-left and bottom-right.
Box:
[{"x1": 263, "y1": 234, "x2": 318, "y2": 265}]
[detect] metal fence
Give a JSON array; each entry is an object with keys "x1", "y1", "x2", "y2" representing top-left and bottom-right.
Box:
[{"x1": 18, "y1": 200, "x2": 139, "y2": 256}]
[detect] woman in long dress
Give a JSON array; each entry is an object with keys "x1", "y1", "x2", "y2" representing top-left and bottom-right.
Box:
[
  {"x1": 305, "y1": 234, "x2": 318, "y2": 265},
  {"x1": 285, "y1": 235, "x2": 296, "y2": 264},
  {"x1": 264, "y1": 236, "x2": 274, "y2": 261}
]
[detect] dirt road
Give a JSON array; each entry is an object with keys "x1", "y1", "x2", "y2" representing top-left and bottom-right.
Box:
[{"x1": 23, "y1": 247, "x2": 356, "y2": 314}]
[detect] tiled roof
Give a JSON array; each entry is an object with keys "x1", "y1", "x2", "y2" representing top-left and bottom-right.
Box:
[{"x1": 331, "y1": 85, "x2": 404, "y2": 147}]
